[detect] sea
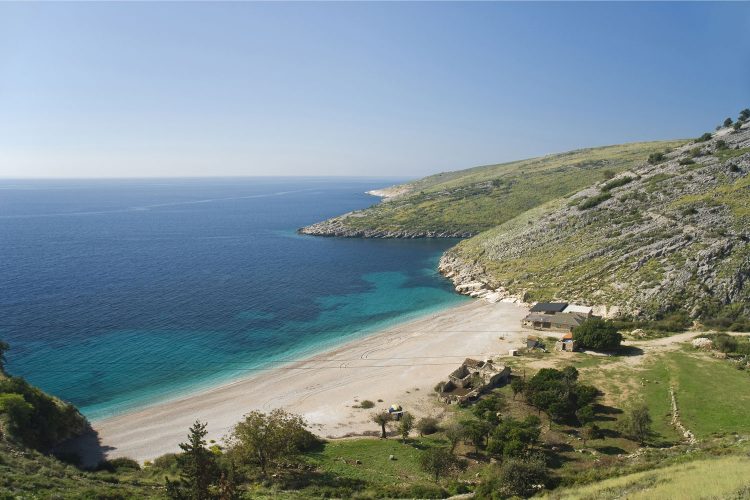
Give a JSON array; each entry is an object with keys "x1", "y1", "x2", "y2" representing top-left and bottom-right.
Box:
[{"x1": 0, "y1": 178, "x2": 467, "y2": 420}]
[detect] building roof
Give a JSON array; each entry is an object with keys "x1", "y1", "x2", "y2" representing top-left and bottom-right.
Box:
[
  {"x1": 563, "y1": 304, "x2": 593, "y2": 315},
  {"x1": 523, "y1": 312, "x2": 588, "y2": 327},
  {"x1": 529, "y1": 302, "x2": 568, "y2": 313}
]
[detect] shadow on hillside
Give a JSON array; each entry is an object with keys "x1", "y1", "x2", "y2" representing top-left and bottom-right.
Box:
[
  {"x1": 54, "y1": 426, "x2": 115, "y2": 470},
  {"x1": 595, "y1": 445, "x2": 626, "y2": 455}
]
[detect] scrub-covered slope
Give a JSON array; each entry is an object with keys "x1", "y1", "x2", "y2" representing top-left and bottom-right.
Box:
[
  {"x1": 441, "y1": 122, "x2": 750, "y2": 319},
  {"x1": 300, "y1": 141, "x2": 685, "y2": 238}
]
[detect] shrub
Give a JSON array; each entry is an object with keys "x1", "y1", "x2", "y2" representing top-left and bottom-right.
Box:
[
  {"x1": 419, "y1": 447, "x2": 466, "y2": 482},
  {"x1": 227, "y1": 409, "x2": 318, "y2": 474},
  {"x1": 733, "y1": 122, "x2": 742, "y2": 132},
  {"x1": 579, "y1": 192, "x2": 612, "y2": 210},
  {"x1": 739, "y1": 108, "x2": 750, "y2": 122},
  {"x1": 716, "y1": 140, "x2": 728, "y2": 150},
  {"x1": 95, "y1": 457, "x2": 141, "y2": 472},
  {"x1": 476, "y1": 456, "x2": 549, "y2": 499},
  {"x1": 359, "y1": 400, "x2": 375, "y2": 409},
  {"x1": 696, "y1": 133, "x2": 713, "y2": 142},
  {"x1": 416, "y1": 417, "x2": 440, "y2": 436},
  {"x1": 647, "y1": 152, "x2": 665, "y2": 164},
  {"x1": 573, "y1": 318, "x2": 623, "y2": 351},
  {"x1": 679, "y1": 158, "x2": 695, "y2": 166},
  {"x1": 723, "y1": 117, "x2": 733, "y2": 127},
  {"x1": 602, "y1": 176, "x2": 633, "y2": 191}
]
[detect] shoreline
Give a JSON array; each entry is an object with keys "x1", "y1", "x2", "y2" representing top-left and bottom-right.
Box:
[{"x1": 79, "y1": 299, "x2": 528, "y2": 465}]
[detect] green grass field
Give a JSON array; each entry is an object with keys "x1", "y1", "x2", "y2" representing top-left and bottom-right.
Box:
[{"x1": 545, "y1": 455, "x2": 750, "y2": 499}]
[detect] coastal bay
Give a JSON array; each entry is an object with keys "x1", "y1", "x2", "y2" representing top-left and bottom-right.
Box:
[{"x1": 85, "y1": 300, "x2": 528, "y2": 463}]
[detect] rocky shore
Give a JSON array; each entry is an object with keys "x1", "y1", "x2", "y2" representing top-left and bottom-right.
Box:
[{"x1": 298, "y1": 214, "x2": 476, "y2": 238}]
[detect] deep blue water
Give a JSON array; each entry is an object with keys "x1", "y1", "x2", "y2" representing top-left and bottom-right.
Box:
[{"x1": 0, "y1": 178, "x2": 466, "y2": 420}]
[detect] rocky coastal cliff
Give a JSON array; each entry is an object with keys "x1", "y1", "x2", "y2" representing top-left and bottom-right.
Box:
[{"x1": 445, "y1": 122, "x2": 750, "y2": 318}]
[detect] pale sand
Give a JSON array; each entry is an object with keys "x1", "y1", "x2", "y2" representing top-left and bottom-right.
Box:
[{"x1": 85, "y1": 300, "x2": 528, "y2": 463}]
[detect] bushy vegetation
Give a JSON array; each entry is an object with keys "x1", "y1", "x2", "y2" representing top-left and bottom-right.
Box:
[
  {"x1": 578, "y1": 192, "x2": 611, "y2": 209},
  {"x1": 477, "y1": 455, "x2": 549, "y2": 499},
  {"x1": 696, "y1": 132, "x2": 713, "y2": 142},
  {"x1": 308, "y1": 141, "x2": 684, "y2": 236},
  {"x1": 647, "y1": 152, "x2": 665, "y2": 164},
  {"x1": 524, "y1": 367, "x2": 600, "y2": 423},
  {"x1": 601, "y1": 176, "x2": 634, "y2": 191},
  {"x1": 573, "y1": 318, "x2": 623, "y2": 351}
]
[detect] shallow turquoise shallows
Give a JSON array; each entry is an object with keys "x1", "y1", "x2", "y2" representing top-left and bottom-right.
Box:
[{"x1": 0, "y1": 178, "x2": 468, "y2": 420}]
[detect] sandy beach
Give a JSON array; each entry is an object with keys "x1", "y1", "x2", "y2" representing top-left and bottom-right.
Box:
[{"x1": 85, "y1": 300, "x2": 528, "y2": 463}]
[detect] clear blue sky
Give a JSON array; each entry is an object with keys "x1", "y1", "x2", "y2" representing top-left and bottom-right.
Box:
[{"x1": 1, "y1": 2, "x2": 748, "y2": 178}]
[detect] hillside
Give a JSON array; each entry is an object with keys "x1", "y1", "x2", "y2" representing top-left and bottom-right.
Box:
[
  {"x1": 441, "y1": 123, "x2": 750, "y2": 318},
  {"x1": 300, "y1": 141, "x2": 685, "y2": 238}
]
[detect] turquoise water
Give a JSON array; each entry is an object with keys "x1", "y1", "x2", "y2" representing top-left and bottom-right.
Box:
[{"x1": 0, "y1": 178, "x2": 468, "y2": 420}]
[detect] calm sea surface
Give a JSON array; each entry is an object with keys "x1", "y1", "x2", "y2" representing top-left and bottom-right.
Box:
[{"x1": 0, "y1": 178, "x2": 466, "y2": 419}]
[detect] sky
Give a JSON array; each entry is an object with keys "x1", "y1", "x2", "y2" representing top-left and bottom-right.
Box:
[{"x1": 1, "y1": 2, "x2": 748, "y2": 179}]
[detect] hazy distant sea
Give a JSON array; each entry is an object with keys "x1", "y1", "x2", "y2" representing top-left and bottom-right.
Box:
[{"x1": 0, "y1": 178, "x2": 467, "y2": 420}]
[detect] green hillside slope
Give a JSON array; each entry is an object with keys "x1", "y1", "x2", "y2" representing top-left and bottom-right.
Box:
[
  {"x1": 300, "y1": 141, "x2": 685, "y2": 237},
  {"x1": 442, "y1": 123, "x2": 750, "y2": 318}
]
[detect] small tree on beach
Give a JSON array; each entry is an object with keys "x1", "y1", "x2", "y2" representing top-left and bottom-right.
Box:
[
  {"x1": 372, "y1": 411, "x2": 392, "y2": 439},
  {"x1": 398, "y1": 412, "x2": 414, "y2": 442}
]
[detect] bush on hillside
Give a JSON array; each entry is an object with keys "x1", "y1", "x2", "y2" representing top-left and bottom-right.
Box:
[
  {"x1": 416, "y1": 417, "x2": 440, "y2": 436},
  {"x1": 647, "y1": 152, "x2": 665, "y2": 164},
  {"x1": 601, "y1": 176, "x2": 633, "y2": 191},
  {"x1": 476, "y1": 455, "x2": 549, "y2": 499},
  {"x1": 696, "y1": 132, "x2": 713, "y2": 142},
  {"x1": 578, "y1": 192, "x2": 612, "y2": 210},
  {"x1": 573, "y1": 318, "x2": 622, "y2": 351},
  {"x1": 523, "y1": 367, "x2": 599, "y2": 423},
  {"x1": 486, "y1": 416, "x2": 541, "y2": 458},
  {"x1": 0, "y1": 376, "x2": 87, "y2": 451}
]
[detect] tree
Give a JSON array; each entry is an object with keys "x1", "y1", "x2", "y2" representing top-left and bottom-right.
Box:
[
  {"x1": 510, "y1": 377, "x2": 525, "y2": 400},
  {"x1": 0, "y1": 393, "x2": 33, "y2": 437},
  {"x1": 167, "y1": 420, "x2": 220, "y2": 500},
  {"x1": 581, "y1": 423, "x2": 601, "y2": 446},
  {"x1": 419, "y1": 447, "x2": 464, "y2": 482},
  {"x1": 0, "y1": 340, "x2": 9, "y2": 375},
  {"x1": 416, "y1": 417, "x2": 439, "y2": 436},
  {"x1": 575, "y1": 404, "x2": 596, "y2": 426},
  {"x1": 372, "y1": 411, "x2": 392, "y2": 439},
  {"x1": 460, "y1": 419, "x2": 492, "y2": 453},
  {"x1": 619, "y1": 404, "x2": 653, "y2": 446},
  {"x1": 444, "y1": 422, "x2": 465, "y2": 453},
  {"x1": 723, "y1": 117, "x2": 733, "y2": 127},
  {"x1": 227, "y1": 409, "x2": 316, "y2": 475},
  {"x1": 573, "y1": 318, "x2": 622, "y2": 351},
  {"x1": 398, "y1": 412, "x2": 414, "y2": 442},
  {"x1": 734, "y1": 122, "x2": 742, "y2": 132},
  {"x1": 740, "y1": 108, "x2": 750, "y2": 122},
  {"x1": 472, "y1": 393, "x2": 506, "y2": 424},
  {"x1": 476, "y1": 456, "x2": 549, "y2": 499},
  {"x1": 486, "y1": 416, "x2": 541, "y2": 458}
]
